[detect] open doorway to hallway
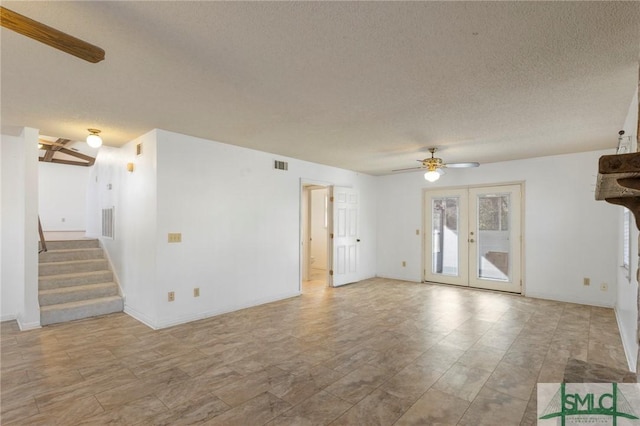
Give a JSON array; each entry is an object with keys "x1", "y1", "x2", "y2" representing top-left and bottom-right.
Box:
[{"x1": 301, "y1": 184, "x2": 329, "y2": 293}]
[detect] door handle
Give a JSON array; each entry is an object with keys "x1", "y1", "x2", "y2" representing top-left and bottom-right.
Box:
[{"x1": 357, "y1": 239, "x2": 361, "y2": 242}]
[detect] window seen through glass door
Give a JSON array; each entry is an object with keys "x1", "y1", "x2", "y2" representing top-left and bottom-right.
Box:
[{"x1": 431, "y1": 197, "x2": 460, "y2": 276}]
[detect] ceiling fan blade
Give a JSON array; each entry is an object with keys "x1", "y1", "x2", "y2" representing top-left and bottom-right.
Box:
[
  {"x1": 0, "y1": 6, "x2": 105, "y2": 63},
  {"x1": 443, "y1": 162, "x2": 480, "y2": 168},
  {"x1": 392, "y1": 166, "x2": 424, "y2": 172}
]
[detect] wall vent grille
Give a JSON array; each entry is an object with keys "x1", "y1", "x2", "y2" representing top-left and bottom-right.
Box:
[
  {"x1": 136, "y1": 143, "x2": 143, "y2": 156},
  {"x1": 274, "y1": 160, "x2": 288, "y2": 171},
  {"x1": 102, "y1": 207, "x2": 115, "y2": 239}
]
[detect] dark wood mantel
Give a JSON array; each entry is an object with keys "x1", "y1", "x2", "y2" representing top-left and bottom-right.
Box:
[{"x1": 595, "y1": 151, "x2": 640, "y2": 230}]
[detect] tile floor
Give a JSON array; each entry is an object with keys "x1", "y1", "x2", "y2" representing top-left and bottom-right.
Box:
[{"x1": 0, "y1": 278, "x2": 631, "y2": 425}]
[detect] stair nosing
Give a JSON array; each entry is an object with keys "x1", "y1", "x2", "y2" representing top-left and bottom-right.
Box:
[
  {"x1": 40, "y1": 247, "x2": 103, "y2": 253},
  {"x1": 39, "y1": 270, "x2": 112, "y2": 280},
  {"x1": 39, "y1": 259, "x2": 107, "y2": 266},
  {"x1": 39, "y1": 282, "x2": 117, "y2": 295}
]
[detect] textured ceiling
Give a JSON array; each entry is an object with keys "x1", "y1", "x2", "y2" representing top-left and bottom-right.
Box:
[{"x1": 1, "y1": 1, "x2": 639, "y2": 175}]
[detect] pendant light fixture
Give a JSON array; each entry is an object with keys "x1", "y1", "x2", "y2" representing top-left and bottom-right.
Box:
[{"x1": 86, "y1": 128, "x2": 102, "y2": 148}]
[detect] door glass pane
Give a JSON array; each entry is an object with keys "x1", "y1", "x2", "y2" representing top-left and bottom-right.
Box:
[
  {"x1": 477, "y1": 194, "x2": 510, "y2": 281},
  {"x1": 432, "y1": 197, "x2": 459, "y2": 276}
]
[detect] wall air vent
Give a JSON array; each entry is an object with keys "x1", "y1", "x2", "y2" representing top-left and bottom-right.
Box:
[
  {"x1": 102, "y1": 207, "x2": 115, "y2": 239},
  {"x1": 136, "y1": 143, "x2": 143, "y2": 156},
  {"x1": 274, "y1": 160, "x2": 288, "y2": 171}
]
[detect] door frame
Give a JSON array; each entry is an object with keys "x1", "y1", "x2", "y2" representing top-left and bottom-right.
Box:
[
  {"x1": 299, "y1": 179, "x2": 332, "y2": 291},
  {"x1": 422, "y1": 181, "x2": 526, "y2": 294}
]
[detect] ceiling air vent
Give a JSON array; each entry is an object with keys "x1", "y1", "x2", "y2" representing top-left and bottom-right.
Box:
[{"x1": 274, "y1": 160, "x2": 288, "y2": 171}]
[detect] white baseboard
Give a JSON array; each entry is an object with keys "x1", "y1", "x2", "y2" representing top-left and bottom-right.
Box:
[
  {"x1": 1, "y1": 314, "x2": 17, "y2": 322},
  {"x1": 152, "y1": 291, "x2": 301, "y2": 330},
  {"x1": 124, "y1": 305, "x2": 158, "y2": 330},
  {"x1": 525, "y1": 290, "x2": 615, "y2": 308},
  {"x1": 17, "y1": 317, "x2": 41, "y2": 331},
  {"x1": 614, "y1": 306, "x2": 638, "y2": 373},
  {"x1": 374, "y1": 274, "x2": 421, "y2": 283}
]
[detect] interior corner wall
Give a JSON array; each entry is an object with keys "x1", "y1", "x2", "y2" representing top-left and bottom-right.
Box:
[
  {"x1": 1, "y1": 128, "x2": 40, "y2": 328},
  {"x1": 616, "y1": 90, "x2": 639, "y2": 371},
  {"x1": 88, "y1": 131, "x2": 159, "y2": 327},
  {"x1": 38, "y1": 162, "x2": 92, "y2": 232},
  {"x1": 376, "y1": 149, "x2": 618, "y2": 308},
  {"x1": 152, "y1": 129, "x2": 377, "y2": 328}
]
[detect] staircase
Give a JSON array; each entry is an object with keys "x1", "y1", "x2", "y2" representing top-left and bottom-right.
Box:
[{"x1": 38, "y1": 239, "x2": 123, "y2": 326}]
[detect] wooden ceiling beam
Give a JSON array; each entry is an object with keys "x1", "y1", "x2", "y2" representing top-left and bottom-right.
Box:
[
  {"x1": 58, "y1": 147, "x2": 95, "y2": 165},
  {"x1": 38, "y1": 157, "x2": 92, "y2": 167},
  {"x1": 43, "y1": 138, "x2": 69, "y2": 162}
]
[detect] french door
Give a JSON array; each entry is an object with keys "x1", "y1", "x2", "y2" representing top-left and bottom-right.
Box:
[{"x1": 424, "y1": 184, "x2": 522, "y2": 293}]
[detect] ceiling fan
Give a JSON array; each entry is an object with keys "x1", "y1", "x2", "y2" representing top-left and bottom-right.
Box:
[
  {"x1": 0, "y1": 6, "x2": 104, "y2": 63},
  {"x1": 393, "y1": 148, "x2": 480, "y2": 182}
]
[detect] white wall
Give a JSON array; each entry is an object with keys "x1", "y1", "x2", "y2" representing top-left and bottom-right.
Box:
[
  {"x1": 153, "y1": 130, "x2": 377, "y2": 328},
  {"x1": 38, "y1": 162, "x2": 92, "y2": 232},
  {"x1": 616, "y1": 90, "x2": 639, "y2": 371},
  {"x1": 91, "y1": 129, "x2": 377, "y2": 329},
  {"x1": 311, "y1": 188, "x2": 328, "y2": 269},
  {"x1": 87, "y1": 131, "x2": 159, "y2": 326},
  {"x1": 1, "y1": 128, "x2": 40, "y2": 328},
  {"x1": 377, "y1": 149, "x2": 619, "y2": 308}
]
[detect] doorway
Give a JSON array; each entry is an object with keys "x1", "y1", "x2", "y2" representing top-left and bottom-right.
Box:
[
  {"x1": 301, "y1": 184, "x2": 329, "y2": 292},
  {"x1": 424, "y1": 184, "x2": 523, "y2": 293}
]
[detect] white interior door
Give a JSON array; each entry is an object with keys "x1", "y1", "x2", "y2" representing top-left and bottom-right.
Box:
[
  {"x1": 331, "y1": 186, "x2": 359, "y2": 287},
  {"x1": 424, "y1": 184, "x2": 522, "y2": 293}
]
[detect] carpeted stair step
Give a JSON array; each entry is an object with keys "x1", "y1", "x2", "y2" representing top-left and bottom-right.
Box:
[
  {"x1": 39, "y1": 270, "x2": 114, "y2": 290},
  {"x1": 39, "y1": 282, "x2": 119, "y2": 306},
  {"x1": 39, "y1": 248, "x2": 104, "y2": 263},
  {"x1": 39, "y1": 259, "x2": 108, "y2": 276},
  {"x1": 40, "y1": 296, "x2": 124, "y2": 326},
  {"x1": 45, "y1": 239, "x2": 100, "y2": 250}
]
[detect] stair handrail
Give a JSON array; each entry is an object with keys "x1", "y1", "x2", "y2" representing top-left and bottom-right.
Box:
[{"x1": 38, "y1": 215, "x2": 47, "y2": 253}]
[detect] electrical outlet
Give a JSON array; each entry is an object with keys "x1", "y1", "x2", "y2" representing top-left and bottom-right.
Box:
[
  {"x1": 194, "y1": 288, "x2": 200, "y2": 297},
  {"x1": 168, "y1": 233, "x2": 182, "y2": 243},
  {"x1": 583, "y1": 277, "x2": 590, "y2": 286},
  {"x1": 600, "y1": 283, "x2": 608, "y2": 291},
  {"x1": 402, "y1": 261, "x2": 406, "y2": 267},
  {"x1": 168, "y1": 291, "x2": 175, "y2": 302}
]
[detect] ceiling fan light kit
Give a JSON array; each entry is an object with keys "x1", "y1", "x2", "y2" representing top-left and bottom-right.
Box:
[
  {"x1": 424, "y1": 170, "x2": 441, "y2": 182},
  {"x1": 393, "y1": 147, "x2": 480, "y2": 182},
  {"x1": 86, "y1": 129, "x2": 103, "y2": 148}
]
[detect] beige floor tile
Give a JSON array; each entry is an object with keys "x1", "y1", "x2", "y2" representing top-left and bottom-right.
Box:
[
  {"x1": 432, "y1": 362, "x2": 492, "y2": 402},
  {"x1": 483, "y1": 360, "x2": 538, "y2": 401},
  {"x1": 324, "y1": 363, "x2": 395, "y2": 404},
  {"x1": 331, "y1": 389, "x2": 407, "y2": 425},
  {"x1": 203, "y1": 391, "x2": 291, "y2": 425},
  {"x1": 269, "y1": 390, "x2": 351, "y2": 425},
  {"x1": 77, "y1": 394, "x2": 168, "y2": 425},
  {"x1": 394, "y1": 388, "x2": 470, "y2": 425},
  {"x1": 1, "y1": 278, "x2": 632, "y2": 426},
  {"x1": 457, "y1": 344, "x2": 506, "y2": 372},
  {"x1": 457, "y1": 386, "x2": 528, "y2": 426}
]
